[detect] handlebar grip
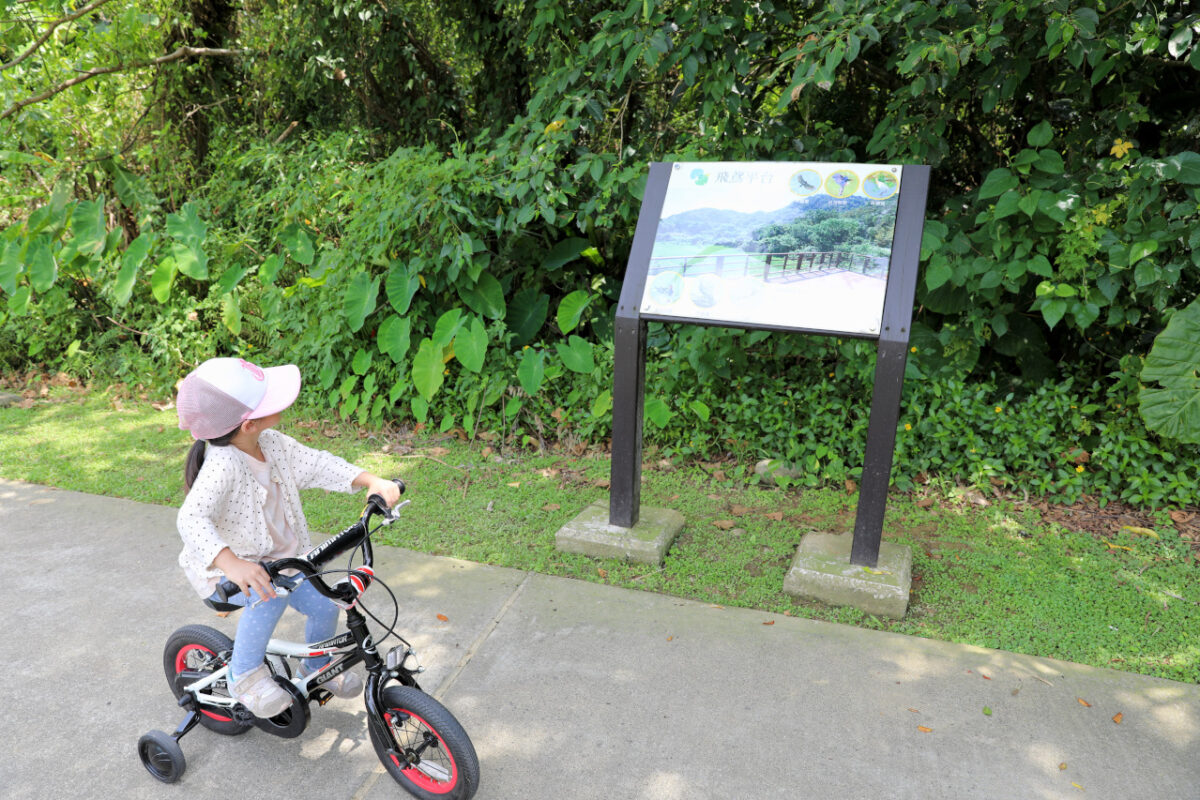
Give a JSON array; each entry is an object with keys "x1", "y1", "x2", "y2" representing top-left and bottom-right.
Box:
[{"x1": 393, "y1": 478, "x2": 406, "y2": 494}]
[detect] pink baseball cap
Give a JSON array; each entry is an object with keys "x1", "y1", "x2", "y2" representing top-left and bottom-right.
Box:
[{"x1": 177, "y1": 357, "x2": 301, "y2": 440}]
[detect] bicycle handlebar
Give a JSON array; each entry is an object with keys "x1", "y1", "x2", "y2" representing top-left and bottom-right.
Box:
[{"x1": 214, "y1": 479, "x2": 405, "y2": 605}]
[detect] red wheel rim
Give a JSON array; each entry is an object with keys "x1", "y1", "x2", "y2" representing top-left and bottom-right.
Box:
[
  {"x1": 385, "y1": 710, "x2": 459, "y2": 793},
  {"x1": 175, "y1": 644, "x2": 235, "y2": 723}
]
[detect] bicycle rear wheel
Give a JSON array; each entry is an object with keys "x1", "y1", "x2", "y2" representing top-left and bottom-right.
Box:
[
  {"x1": 369, "y1": 686, "x2": 480, "y2": 800},
  {"x1": 163, "y1": 624, "x2": 251, "y2": 736}
]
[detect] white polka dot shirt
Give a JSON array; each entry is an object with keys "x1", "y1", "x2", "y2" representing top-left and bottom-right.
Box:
[{"x1": 177, "y1": 428, "x2": 363, "y2": 597}]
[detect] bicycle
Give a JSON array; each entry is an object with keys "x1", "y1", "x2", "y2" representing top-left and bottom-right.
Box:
[{"x1": 137, "y1": 480, "x2": 480, "y2": 800}]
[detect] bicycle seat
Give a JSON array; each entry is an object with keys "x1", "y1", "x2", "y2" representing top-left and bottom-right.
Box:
[
  {"x1": 203, "y1": 596, "x2": 244, "y2": 614},
  {"x1": 205, "y1": 578, "x2": 246, "y2": 614}
]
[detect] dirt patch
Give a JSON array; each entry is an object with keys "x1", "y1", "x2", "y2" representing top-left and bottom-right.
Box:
[{"x1": 1034, "y1": 497, "x2": 1200, "y2": 554}]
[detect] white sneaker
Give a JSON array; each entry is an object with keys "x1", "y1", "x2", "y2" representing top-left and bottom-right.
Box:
[
  {"x1": 230, "y1": 664, "x2": 291, "y2": 717},
  {"x1": 302, "y1": 664, "x2": 363, "y2": 698}
]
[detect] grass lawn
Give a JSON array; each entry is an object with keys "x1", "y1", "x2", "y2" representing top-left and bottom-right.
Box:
[{"x1": 2, "y1": 379, "x2": 1197, "y2": 684}]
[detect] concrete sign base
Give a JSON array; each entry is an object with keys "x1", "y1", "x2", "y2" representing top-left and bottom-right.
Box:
[
  {"x1": 783, "y1": 531, "x2": 912, "y2": 619},
  {"x1": 556, "y1": 500, "x2": 684, "y2": 565}
]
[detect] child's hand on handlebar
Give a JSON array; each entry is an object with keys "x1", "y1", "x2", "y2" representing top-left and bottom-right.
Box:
[
  {"x1": 354, "y1": 472, "x2": 403, "y2": 507},
  {"x1": 213, "y1": 547, "x2": 277, "y2": 601}
]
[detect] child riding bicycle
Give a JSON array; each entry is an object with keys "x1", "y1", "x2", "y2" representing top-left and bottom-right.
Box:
[{"x1": 175, "y1": 356, "x2": 401, "y2": 718}]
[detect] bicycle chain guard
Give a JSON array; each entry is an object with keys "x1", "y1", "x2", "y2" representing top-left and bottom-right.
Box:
[{"x1": 241, "y1": 676, "x2": 311, "y2": 739}]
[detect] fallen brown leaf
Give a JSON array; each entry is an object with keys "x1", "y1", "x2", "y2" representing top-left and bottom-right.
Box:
[
  {"x1": 597, "y1": 568, "x2": 608, "y2": 578},
  {"x1": 908, "y1": 708, "x2": 919, "y2": 713},
  {"x1": 764, "y1": 511, "x2": 784, "y2": 521},
  {"x1": 917, "y1": 726, "x2": 932, "y2": 733},
  {"x1": 595, "y1": 479, "x2": 611, "y2": 489},
  {"x1": 542, "y1": 503, "x2": 561, "y2": 511},
  {"x1": 1058, "y1": 763, "x2": 1068, "y2": 771},
  {"x1": 917, "y1": 497, "x2": 935, "y2": 508},
  {"x1": 436, "y1": 613, "x2": 449, "y2": 622},
  {"x1": 713, "y1": 520, "x2": 736, "y2": 530},
  {"x1": 667, "y1": 636, "x2": 674, "y2": 641},
  {"x1": 731, "y1": 504, "x2": 752, "y2": 516},
  {"x1": 507, "y1": 481, "x2": 521, "y2": 488},
  {"x1": 762, "y1": 620, "x2": 775, "y2": 626},
  {"x1": 1112, "y1": 712, "x2": 1123, "y2": 724},
  {"x1": 845, "y1": 478, "x2": 857, "y2": 493},
  {"x1": 428, "y1": 447, "x2": 450, "y2": 457},
  {"x1": 1077, "y1": 697, "x2": 1091, "y2": 707}
]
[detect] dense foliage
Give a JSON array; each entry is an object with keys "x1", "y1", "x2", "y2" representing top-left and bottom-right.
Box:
[{"x1": 2, "y1": 0, "x2": 1199, "y2": 505}]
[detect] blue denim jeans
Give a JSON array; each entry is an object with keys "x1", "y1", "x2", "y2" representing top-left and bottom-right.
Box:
[{"x1": 210, "y1": 579, "x2": 341, "y2": 680}]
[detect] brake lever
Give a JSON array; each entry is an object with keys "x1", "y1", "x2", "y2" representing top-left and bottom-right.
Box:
[{"x1": 380, "y1": 498, "x2": 411, "y2": 524}]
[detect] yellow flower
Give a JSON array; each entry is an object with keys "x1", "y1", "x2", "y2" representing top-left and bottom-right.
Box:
[
  {"x1": 994, "y1": 406, "x2": 1003, "y2": 413},
  {"x1": 1075, "y1": 465, "x2": 1085, "y2": 473},
  {"x1": 910, "y1": 346, "x2": 917, "y2": 353},
  {"x1": 904, "y1": 423, "x2": 912, "y2": 431},
  {"x1": 1110, "y1": 138, "x2": 1133, "y2": 158}
]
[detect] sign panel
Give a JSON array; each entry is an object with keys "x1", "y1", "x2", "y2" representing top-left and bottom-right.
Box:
[{"x1": 639, "y1": 161, "x2": 904, "y2": 336}]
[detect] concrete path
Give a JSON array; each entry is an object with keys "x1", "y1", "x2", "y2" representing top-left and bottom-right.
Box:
[{"x1": 2, "y1": 478, "x2": 1198, "y2": 799}]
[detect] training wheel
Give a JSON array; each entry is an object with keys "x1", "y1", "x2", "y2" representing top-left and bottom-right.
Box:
[{"x1": 138, "y1": 729, "x2": 187, "y2": 783}]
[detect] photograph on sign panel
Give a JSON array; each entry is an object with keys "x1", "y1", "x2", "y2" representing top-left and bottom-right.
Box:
[{"x1": 640, "y1": 162, "x2": 903, "y2": 335}]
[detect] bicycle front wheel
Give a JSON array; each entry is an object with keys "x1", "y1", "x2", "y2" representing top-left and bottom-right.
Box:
[{"x1": 370, "y1": 686, "x2": 480, "y2": 800}]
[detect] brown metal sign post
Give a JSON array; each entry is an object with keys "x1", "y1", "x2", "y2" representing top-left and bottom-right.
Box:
[{"x1": 610, "y1": 161, "x2": 930, "y2": 568}]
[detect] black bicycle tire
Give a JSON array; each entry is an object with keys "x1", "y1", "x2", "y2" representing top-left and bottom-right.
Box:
[
  {"x1": 369, "y1": 685, "x2": 480, "y2": 800},
  {"x1": 162, "y1": 624, "x2": 252, "y2": 736}
]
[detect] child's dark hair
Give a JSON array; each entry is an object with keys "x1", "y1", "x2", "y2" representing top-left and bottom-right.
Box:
[{"x1": 184, "y1": 426, "x2": 240, "y2": 492}]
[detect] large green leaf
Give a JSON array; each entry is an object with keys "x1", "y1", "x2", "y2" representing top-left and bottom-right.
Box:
[
  {"x1": 280, "y1": 224, "x2": 314, "y2": 266},
  {"x1": 213, "y1": 263, "x2": 251, "y2": 296},
  {"x1": 113, "y1": 233, "x2": 153, "y2": 306},
  {"x1": 455, "y1": 316, "x2": 488, "y2": 373},
  {"x1": 459, "y1": 271, "x2": 505, "y2": 320},
  {"x1": 644, "y1": 396, "x2": 673, "y2": 428},
  {"x1": 68, "y1": 199, "x2": 107, "y2": 258},
  {"x1": 344, "y1": 272, "x2": 379, "y2": 332},
  {"x1": 259, "y1": 254, "x2": 283, "y2": 285},
  {"x1": 0, "y1": 240, "x2": 22, "y2": 295},
  {"x1": 108, "y1": 162, "x2": 159, "y2": 228},
  {"x1": 432, "y1": 307, "x2": 465, "y2": 348},
  {"x1": 555, "y1": 335, "x2": 595, "y2": 373},
  {"x1": 1140, "y1": 298, "x2": 1200, "y2": 444},
  {"x1": 1163, "y1": 151, "x2": 1200, "y2": 185},
  {"x1": 411, "y1": 338, "x2": 445, "y2": 402},
  {"x1": 556, "y1": 290, "x2": 592, "y2": 334},
  {"x1": 517, "y1": 347, "x2": 545, "y2": 396},
  {"x1": 352, "y1": 348, "x2": 373, "y2": 375},
  {"x1": 8, "y1": 284, "x2": 31, "y2": 316},
  {"x1": 377, "y1": 314, "x2": 412, "y2": 363},
  {"x1": 978, "y1": 168, "x2": 1018, "y2": 199},
  {"x1": 166, "y1": 203, "x2": 208, "y2": 280},
  {"x1": 386, "y1": 261, "x2": 421, "y2": 315},
  {"x1": 221, "y1": 292, "x2": 242, "y2": 335},
  {"x1": 506, "y1": 288, "x2": 549, "y2": 346},
  {"x1": 27, "y1": 236, "x2": 57, "y2": 292},
  {"x1": 150, "y1": 257, "x2": 176, "y2": 303},
  {"x1": 543, "y1": 238, "x2": 590, "y2": 271}
]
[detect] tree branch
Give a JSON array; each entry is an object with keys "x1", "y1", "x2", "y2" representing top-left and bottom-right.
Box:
[
  {"x1": 0, "y1": 46, "x2": 250, "y2": 121},
  {"x1": 0, "y1": 0, "x2": 118, "y2": 73}
]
